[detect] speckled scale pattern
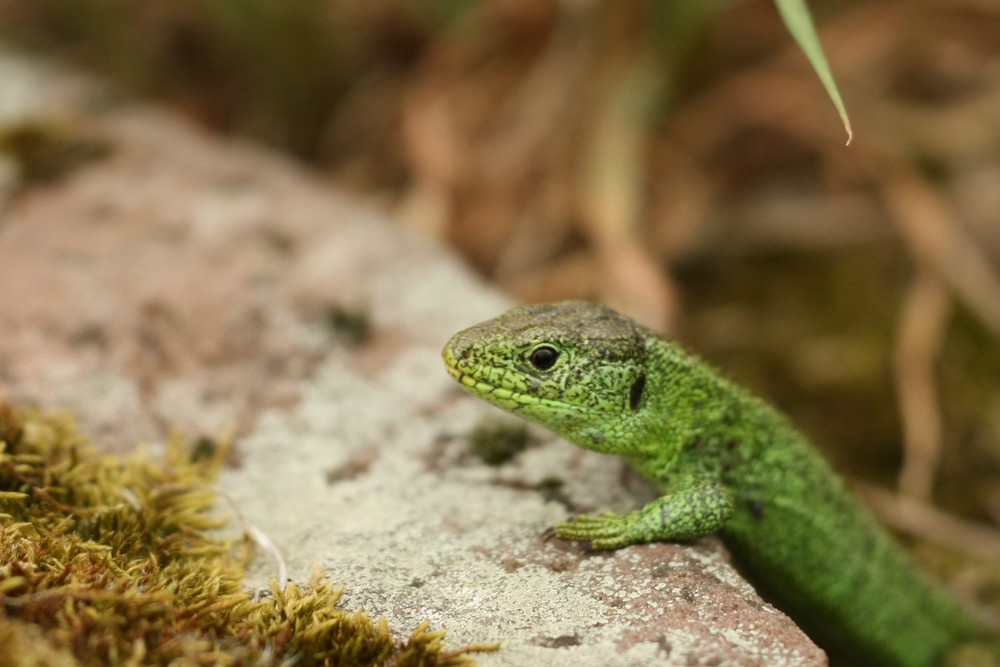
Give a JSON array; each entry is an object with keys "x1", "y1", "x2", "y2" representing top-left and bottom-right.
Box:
[
  {"x1": 443, "y1": 302, "x2": 650, "y2": 450},
  {"x1": 443, "y1": 301, "x2": 1000, "y2": 667}
]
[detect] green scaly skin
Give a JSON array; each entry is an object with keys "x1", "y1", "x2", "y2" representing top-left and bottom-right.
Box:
[{"x1": 442, "y1": 301, "x2": 1000, "y2": 667}]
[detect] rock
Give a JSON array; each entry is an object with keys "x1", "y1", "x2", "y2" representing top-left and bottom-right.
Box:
[{"x1": 0, "y1": 43, "x2": 826, "y2": 666}]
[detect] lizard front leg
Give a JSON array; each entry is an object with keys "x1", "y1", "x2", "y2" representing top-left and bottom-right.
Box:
[{"x1": 550, "y1": 481, "x2": 734, "y2": 550}]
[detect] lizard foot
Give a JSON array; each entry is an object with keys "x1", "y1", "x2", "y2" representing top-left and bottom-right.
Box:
[{"x1": 548, "y1": 512, "x2": 638, "y2": 550}]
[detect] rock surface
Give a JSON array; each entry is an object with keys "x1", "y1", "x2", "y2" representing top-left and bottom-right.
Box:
[{"x1": 0, "y1": 45, "x2": 826, "y2": 666}]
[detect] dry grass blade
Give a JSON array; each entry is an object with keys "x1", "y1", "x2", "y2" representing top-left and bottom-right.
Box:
[
  {"x1": 882, "y1": 168, "x2": 1000, "y2": 504},
  {"x1": 883, "y1": 169, "x2": 1000, "y2": 339},
  {"x1": 893, "y1": 273, "x2": 951, "y2": 500},
  {"x1": 859, "y1": 483, "x2": 1000, "y2": 562},
  {"x1": 578, "y1": 56, "x2": 677, "y2": 331}
]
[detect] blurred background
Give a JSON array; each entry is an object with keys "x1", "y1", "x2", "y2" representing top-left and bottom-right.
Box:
[{"x1": 0, "y1": 0, "x2": 999, "y2": 603}]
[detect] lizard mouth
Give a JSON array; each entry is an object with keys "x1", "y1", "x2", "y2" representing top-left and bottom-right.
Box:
[
  {"x1": 442, "y1": 348, "x2": 473, "y2": 385},
  {"x1": 444, "y1": 361, "x2": 464, "y2": 383},
  {"x1": 442, "y1": 350, "x2": 582, "y2": 415},
  {"x1": 442, "y1": 349, "x2": 498, "y2": 394},
  {"x1": 445, "y1": 364, "x2": 524, "y2": 405}
]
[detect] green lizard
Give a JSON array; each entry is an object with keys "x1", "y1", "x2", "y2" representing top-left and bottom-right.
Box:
[{"x1": 442, "y1": 301, "x2": 1000, "y2": 667}]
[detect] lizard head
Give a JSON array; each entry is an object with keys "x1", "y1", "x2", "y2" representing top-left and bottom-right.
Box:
[{"x1": 442, "y1": 301, "x2": 651, "y2": 453}]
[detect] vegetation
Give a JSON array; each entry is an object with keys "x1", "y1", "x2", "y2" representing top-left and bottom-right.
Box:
[{"x1": 0, "y1": 404, "x2": 496, "y2": 666}]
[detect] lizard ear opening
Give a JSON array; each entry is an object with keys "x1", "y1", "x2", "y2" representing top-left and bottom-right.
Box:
[{"x1": 629, "y1": 374, "x2": 646, "y2": 411}]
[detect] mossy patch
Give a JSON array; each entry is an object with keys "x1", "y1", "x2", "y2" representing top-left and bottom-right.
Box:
[
  {"x1": 0, "y1": 403, "x2": 497, "y2": 666},
  {"x1": 467, "y1": 420, "x2": 535, "y2": 467},
  {"x1": 325, "y1": 305, "x2": 372, "y2": 347},
  {"x1": 0, "y1": 121, "x2": 112, "y2": 187}
]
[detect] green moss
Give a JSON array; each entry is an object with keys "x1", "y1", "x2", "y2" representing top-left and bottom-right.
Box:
[
  {"x1": 0, "y1": 121, "x2": 111, "y2": 187},
  {"x1": 0, "y1": 404, "x2": 497, "y2": 666},
  {"x1": 325, "y1": 305, "x2": 372, "y2": 347},
  {"x1": 467, "y1": 419, "x2": 535, "y2": 467}
]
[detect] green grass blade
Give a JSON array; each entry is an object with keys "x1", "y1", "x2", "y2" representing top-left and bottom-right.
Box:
[{"x1": 774, "y1": 0, "x2": 852, "y2": 144}]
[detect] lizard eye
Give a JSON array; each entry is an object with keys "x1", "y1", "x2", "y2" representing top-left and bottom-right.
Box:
[{"x1": 528, "y1": 346, "x2": 559, "y2": 371}]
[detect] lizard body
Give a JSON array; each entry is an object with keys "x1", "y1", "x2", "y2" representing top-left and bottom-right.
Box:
[{"x1": 442, "y1": 301, "x2": 999, "y2": 667}]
